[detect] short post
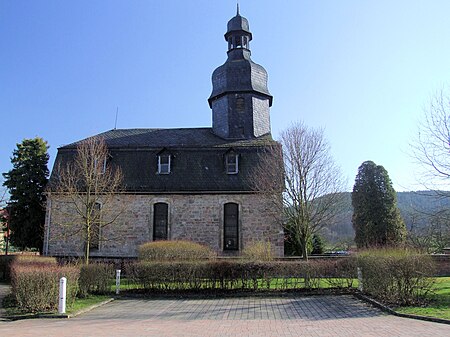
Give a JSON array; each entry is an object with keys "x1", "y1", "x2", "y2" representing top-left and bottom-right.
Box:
[
  {"x1": 357, "y1": 267, "x2": 363, "y2": 292},
  {"x1": 115, "y1": 269, "x2": 121, "y2": 295},
  {"x1": 59, "y1": 277, "x2": 67, "y2": 314}
]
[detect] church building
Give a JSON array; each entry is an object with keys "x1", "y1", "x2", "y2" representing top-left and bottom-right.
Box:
[{"x1": 43, "y1": 8, "x2": 284, "y2": 258}]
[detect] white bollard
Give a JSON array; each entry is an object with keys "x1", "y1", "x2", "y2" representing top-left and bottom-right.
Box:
[
  {"x1": 357, "y1": 267, "x2": 363, "y2": 292},
  {"x1": 59, "y1": 277, "x2": 67, "y2": 314},
  {"x1": 116, "y1": 269, "x2": 121, "y2": 295}
]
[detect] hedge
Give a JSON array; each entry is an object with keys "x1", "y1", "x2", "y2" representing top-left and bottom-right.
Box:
[
  {"x1": 78, "y1": 263, "x2": 114, "y2": 297},
  {"x1": 124, "y1": 259, "x2": 357, "y2": 291},
  {"x1": 138, "y1": 240, "x2": 215, "y2": 261},
  {"x1": 357, "y1": 248, "x2": 436, "y2": 305},
  {"x1": 0, "y1": 255, "x2": 57, "y2": 281}
]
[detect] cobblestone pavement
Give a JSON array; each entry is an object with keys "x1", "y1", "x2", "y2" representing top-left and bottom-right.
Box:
[{"x1": 0, "y1": 295, "x2": 448, "y2": 336}]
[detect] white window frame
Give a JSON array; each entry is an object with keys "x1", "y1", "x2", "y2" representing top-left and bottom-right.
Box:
[
  {"x1": 94, "y1": 158, "x2": 107, "y2": 174},
  {"x1": 226, "y1": 154, "x2": 239, "y2": 174},
  {"x1": 158, "y1": 154, "x2": 171, "y2": 174}
]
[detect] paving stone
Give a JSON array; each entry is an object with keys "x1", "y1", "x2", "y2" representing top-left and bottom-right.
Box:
[{"x1": 0, "y1": 295, "x2": 448, "y2": 336}]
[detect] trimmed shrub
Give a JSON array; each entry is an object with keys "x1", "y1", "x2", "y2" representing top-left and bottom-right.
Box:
[
  {"x1": 79, "y1": 263, "x2": 114, "y2": 297},
  {"x1": 138, "y1": 240, "x2": 215, "y2": 262},
  {"x1": 242, "y1": 241, "x2": 274, "y2": 261},
  {"x1": 10, "y1": 263, "x2": 79, "y2": 312},
  {"x1": 125, "y1": 261, "x2": 210, "y2": 291},
  {"x1": 357, "y1": 248, "x2": 436, "y2": 305},
  {"x1": 0, "y1": 255, "x2": 57, "y2": 281},
  {"x1": 124, "y1": 258, "x2": 357, "y2": 292}
]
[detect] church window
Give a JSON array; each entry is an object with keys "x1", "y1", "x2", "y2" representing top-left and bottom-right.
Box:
[
  {"x1": 158, "y1": 154, "x2": 171, "y2": 174},
  {"x1": 224, "y1": 203, "x2": 239, "y2": 250},
  {"x1": 153, "y1": 203, "x2": 169, "y2": 240},
  {"x1": 226, "y1": 153, "x2": 239, "y2": 174},
  {"x1": 90, "y1": 202, "x2": 101, "y2": 251}
]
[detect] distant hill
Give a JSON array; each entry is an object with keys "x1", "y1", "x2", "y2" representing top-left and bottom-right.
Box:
[{"x1": 319, "y1": 191, "x2": 450, "y2": 245}]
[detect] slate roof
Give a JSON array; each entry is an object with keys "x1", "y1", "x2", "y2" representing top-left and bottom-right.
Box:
[
  {"x1": 54, "y1": 128, "x2": 281, "y2": 193},
  {"x1": 208, "y1": 55, "x2": 273, "y2": 107},
  {"x1": 61, "y1": 128, "x2": 275, "y2": 149}
]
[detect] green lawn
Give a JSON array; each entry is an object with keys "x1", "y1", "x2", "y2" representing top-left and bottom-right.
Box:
[{"x1": 395, "y1": 277, "x2": 450, "y2": 320}]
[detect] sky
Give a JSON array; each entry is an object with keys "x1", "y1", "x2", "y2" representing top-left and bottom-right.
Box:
[{"x1": 1, "y1": 0, "x2": 450, "y2": 192}]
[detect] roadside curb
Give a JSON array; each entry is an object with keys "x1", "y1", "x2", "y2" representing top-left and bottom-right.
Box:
[
  {"x1": 67, "y1": 298, "x2": 115, "y2": 318},
  {"x1": 353, "y1": 292, "x2": 450, "y2": 325}
]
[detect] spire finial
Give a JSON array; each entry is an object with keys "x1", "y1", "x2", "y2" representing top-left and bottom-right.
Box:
[{"x1": 236, "y1": 2, "x2": 240, "y2": 16}]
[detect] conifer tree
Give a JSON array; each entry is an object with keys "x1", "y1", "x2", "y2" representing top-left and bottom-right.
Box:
[
  {"x1": 3, "y1": 138, "x2": 49, "y2": 251},
  {"x1": 352, "y1": 161, "x2": 406, "y2": 248}
]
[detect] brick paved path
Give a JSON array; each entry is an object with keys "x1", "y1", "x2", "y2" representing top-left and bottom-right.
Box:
[{"x1": 0, "y1": 295, "x2": 448, "y2": 336}]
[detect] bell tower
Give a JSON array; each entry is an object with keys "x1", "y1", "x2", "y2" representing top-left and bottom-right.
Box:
[{"x1": 208, "y1": 6, "x2": 273, "y2": 140}]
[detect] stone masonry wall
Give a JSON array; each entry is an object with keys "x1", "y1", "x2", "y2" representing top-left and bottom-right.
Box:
[{"x1": 44, "y1": 193, "x2": 284, "y2": 258}]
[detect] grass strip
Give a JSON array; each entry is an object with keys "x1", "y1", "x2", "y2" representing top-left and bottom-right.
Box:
[
  {"x1": 3, "y1": 294, "x2": 111, "y2": 319},
  {"x1": 395, "y1": 277, "x2": 450, "y2": 321}
]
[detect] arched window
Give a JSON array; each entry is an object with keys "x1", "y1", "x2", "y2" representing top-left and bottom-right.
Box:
[
  {"x1": 234, "y1": 35, "x2": 242, "y2": 48},
  {"x1": 224, "y1": 203, "x2": 239, "y2": 250},
  {"x1": 90, "y1": 202, "x2": 101, "y2": 251},
  {"x1": 153, "y1": 203, "x2": 169, "y2": 240}
]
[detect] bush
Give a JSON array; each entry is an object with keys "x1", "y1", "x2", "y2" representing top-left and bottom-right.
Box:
[
  {"x1": 0, "y1": 255, "x2": 57, "y2": 281},
  {"x1": 242, "y1": 241, "x2": 274, "y2": 261},
  {"x1": 79, "y1": 263, "x2": 114, "y2": 297},
  {"x1": 357, "y1": 248, "x2": 436, "y2": 305},
  {"x1": 138, "y1": 240, "x2": 215, "y2": 262},
  {"x1": 10, "y1": 263, "x2": 79, "y2": 312}
]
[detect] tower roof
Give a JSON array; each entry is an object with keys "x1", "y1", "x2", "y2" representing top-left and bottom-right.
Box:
[
  {"x1": 225, "y1": 5, "x2": 252, "y2": 40},
  {"x1": 209, "y1": 9, "x2": 272, "y2": 107}
]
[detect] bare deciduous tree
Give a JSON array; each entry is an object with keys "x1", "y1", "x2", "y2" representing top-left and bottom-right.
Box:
[
  {"x1": 410, "y1": 88, "x2": 450, "y2": 251},
  {"x1": 412, "y1": 88, "x2": 450, "y2": 189},
  {"x1": 49, "y1": 138, "x2": 123, "y2": 264},
  {"x1": 404, "y1": 194, "x2": 450, "y2": 253},
  {"x1": 252, "y1": 122, "x2": 346, "y2": 260}
]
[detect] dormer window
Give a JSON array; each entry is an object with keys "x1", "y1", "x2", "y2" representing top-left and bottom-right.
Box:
[
  {"x1": 158, "y1": 154, "x2": 171, "y2": 174},
  {"x1": 226, "y1": 153, "x2": 239, "y2": 174},
  {"x1": 94, "y1": 158, "x2": 106, "y2": 174}
]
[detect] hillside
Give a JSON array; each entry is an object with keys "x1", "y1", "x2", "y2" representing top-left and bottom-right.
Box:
[{"x1": 319, "y1": 191, "x2": 450, "y2": 245}]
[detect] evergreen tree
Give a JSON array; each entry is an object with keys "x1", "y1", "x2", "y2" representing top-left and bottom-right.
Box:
[
  {"x1": 311, "y1": 234, "x2": 325, "y2": 254},
  {"x1": 351, "y1": 161, "x2": 406, "y2": 248},
  {"x1": 2, "y1": 138, "x2": 49, "y2": 251}
]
